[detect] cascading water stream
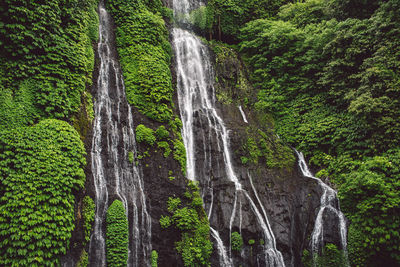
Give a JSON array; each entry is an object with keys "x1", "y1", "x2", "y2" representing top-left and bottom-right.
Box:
[
  {"x1": 173, "y1": 1, "x2": 285, "y2": 266},
  {"x1": 238, "y1": 106, "x2": 248, "y2": 123},
  {"x1": 88, "y1": 2, "x2": 151, "y2": 266},
  {"x1": 295, "y1": 150, "x2": 349, "y2": 266}
]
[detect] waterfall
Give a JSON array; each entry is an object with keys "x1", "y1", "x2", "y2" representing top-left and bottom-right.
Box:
[
  {"x1": 238, "y1": 106, "x2": 248, "y2": 123},
  {"x1": 172, "y1": 1, "x2": 285, "y2": 266},
  {"x1": 88, "y1": 3, "x2": 151, "y2": 266},
  {"x1": 295, "y1": 150, "x2": 349, "y2": 266}
]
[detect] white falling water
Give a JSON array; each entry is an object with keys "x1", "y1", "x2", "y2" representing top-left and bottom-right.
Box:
[
  {"x1": 295, "y1": 150, "x2": 349, "y2": 266},
  {"x1": 238, "y1": 106, "x2": 248, "y2": 123},
  {"x1": 88, "y1": 3, "x2": 151, "y2": 266},
  {"x1": 173, "y1": 1, "x2": 285, "y2": 265}
]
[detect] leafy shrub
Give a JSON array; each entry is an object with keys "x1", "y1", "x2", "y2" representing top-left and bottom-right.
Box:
[
  {"x1": 106, "y1": 0, "x2": 174, "y2": 122},
  {"x1": 302, "y1": 243, "x2": 347, "y2": 267},
  {"x1": 106, "y1": 200, "x2": 129, "y2": 267},
  {"x1": 176, "y1": 223, "x2": 213, "y2": 267},
  {"x1": 0, "y1": 0, "x2": 98, "y2": 122},
  {"x1": 136, "y1": 124, "x2": 156, "y2": 146},
  {"x1": 167, "y1": 197, "x2": 182, "y2": 213},
  {"x1": 82, "y1": 196, "x2": 95, "y2": 244},
  {"x1": 77, "y1": 250, "x2": 89, "y2": 267},
  {"x1": 173, "y1": 139, "x2": 187, "y2": 175},
  {"x1": 128, "y1": 151, "x2": 134, "y2": 163},
  {"x1": 157, "y1": 141, "x2": 171, "y2": 158},
  {"x1": 161, "y1": 184, "x2": 212, "y2": 266},
  {"x1": 155, "y1": 125, "x2": 170, "y2": 139},
  {"x1": 338, "y1": 151, "x2": 400, "y2": 265},
  {"x1": 151, "y1": 250, "x2": 158, "y2": 267},
  {"x1": 172, "y1": 207, "x2": 201, "y2": 231},
  {"x1": 159, "y1": 216, "x2": 171, "y2": 229},
  {"x1": 0, "y1": 119, "x2": 86, "y2": 266},
  {"x1": 231, "y1": 232, "x2": 243, "y2": 251}
]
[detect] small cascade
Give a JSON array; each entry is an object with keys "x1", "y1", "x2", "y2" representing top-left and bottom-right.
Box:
[
  {"x1": 88, "y1": 2, "x2": 151, "y2": 266},
  {"x1": 238, "y1": 106, "x2": 248, "y2": 123},
  {"x1": 295, "y1": 150, "x2": 349, "y2": 266},
  {"x1": 172, "y1": 1, "x2": 285, "y2": 266}
]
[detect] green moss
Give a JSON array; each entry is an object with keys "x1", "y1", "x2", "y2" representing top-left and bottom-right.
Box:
[
  {"x1": 241, "y1": 127, "x2": 295, "y2": 169},
  {"x1": 159, "y1": 215, "x2": 171, "y2": 229},
  {"x1": 136, "y1": 124, "x2": 156, "y2": 146},
  {"x1": 107, "y1": 1, "x2": 174, "y2": 122},
  {"x1": 151, "y1": 250, "x2": 158, "y2": 267},
  {"x1": 156, "y1": 125, "x2": 170, "y2": 139},
  {"x1": 161, "y1": 183, "x2": 212, "y2": 266},
  {"x1": 157, "y1": 141, "x2": 171, "y2": 158},
  {"x1": 82, "y1": 196, "x2": 95, "y2": 244},
  {"x1": 106, "y1": 200, "x2": 129, "y2": 267},
  {"x1": 173, "y1": 139, "x2": 187, "y2": 175},
  {"x1": 167, "y1": 197, "x2": 182, "y2": 213},
  {"x1": 302, "y1": 243, "x2": 347, "y2": 267},
  {"x1": 231, "y1": 232, "x2": 243, "y2": 251},
  {"x1": 128, "y1": 151, "x2": 134, "y2": 163},
  {"x1": 77, "y1": 250, "x2": 89, "y2": 267},
  {"x1": 0, "y1": 0, "x2": 99, "y2": 122},
  {"x1": 0, "y1": 119, "x2": 86, "y2": 266},
  {"x1": 169, "y1": 117, "x2": 183, "y2": 137}
]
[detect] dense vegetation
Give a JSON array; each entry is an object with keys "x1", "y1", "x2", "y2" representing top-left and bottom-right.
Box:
[
  {"x1": 106, "y1": 0, "x2": 174, "y2": 122},
  {"x1": 0, "y1": 0, "x2": 98, "y2": 265},
  {"x1": 0, "y1": 120, "x2": 86, "y2": 266},
  {"x1": 225, "y1": 0, "x2": 399, "y2": 265},
  {"x1": 160, "y1": 181, "x2": 213, "y2": 266},
  {"x1": 106, "y1": 200, "x2": 129, "y2": 266},
  {"x1": 0, "y1": 0, "x2": 98, "y2": 125},
  {"x1": 1, "y1": 0, "x2": 399, "y2": 265}
]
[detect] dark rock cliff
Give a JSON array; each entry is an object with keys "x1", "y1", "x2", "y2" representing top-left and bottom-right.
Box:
[
  {"x1": 192, "y1": 41, "x2": 343, "y2": 266},
  {"x1": 64, "y1": 4, "x2": 344, "y2": 266}
]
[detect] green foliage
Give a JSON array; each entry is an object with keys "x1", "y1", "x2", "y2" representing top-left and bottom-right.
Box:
[
  {"x1": 106, "y1": 200, "x2": 129, "y2": 267},
  {"x1": 173, "y1": 207, "x2": 201, "y2": 231},
  {"x1": 248, "y1": 239, "x2": 255, "y2": 245},
  {"x1": 167, "y1": 197, "x2": 182, "y2": 213},
  {"x1": 0, "y1": 119, "x2": 86, "y2": 266},
  {"x1": 159, "y1": 215, "x2": 171, "y2": 229},
  {"x1": 107, "y1": 0, "x2": 174, "y2": 122},
  {"x1": 157, "y1": 141, "x2": 171, "y2": 158},
  {"x1": 0, "y1": 0, "x2": 98, "y2": 122},
  {"x1": 203, "y1": 0, "x2": 291, "y2": 40},
  {"x1": 155, "y1": 125, "x2": 170, "y2": 139},
  {"x1": 128, "y1": 151, "x2": 134, "y2": 163},
  {"x1": 161, "y1": 184, "x2": 212, "y2": 266},
  {"x1": 173, "y1": 139, "x2": 187, "y2": 175},
  {"x1": 151, "y1": 250, "x2": 158, "y2": 267},
  {"x1": 302, "y1": 243, "x2": 347, "y2": 267},
  {"x1": 347, "y1": 224, "x2": 368, "y2": 267},
  {"x1": 238, "y1": 2, "x2": 400, "y2": 265},
  {"x1": 278, "y1": 0, "x2": 328, "y2": 27},
  {"x1": 231, "y1": 231, "x2": 243, "y2": 251},
  {"x1": 176, "y1": 222, "x2": 213, "y2": 267},
  {"x1": 77, "y1": 250, "x2": 89, "y2": 267},
  {"x1": 82, "y1": 196, "x2": 95, "y2": 244},
  {"x1": 136, "y1": 124, "x2": 156, "y2": 146},
  {"x1": 241, "y1": 128, "x2": 294, "y2": 168},
  {"x1": 338, "y1": 150, "x2": 400, "y2": 265}
]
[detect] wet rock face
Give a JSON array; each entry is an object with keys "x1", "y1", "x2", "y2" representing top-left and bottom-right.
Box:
[{"x1": 194, "y1": 43, "x2": 344, "y2": 266}]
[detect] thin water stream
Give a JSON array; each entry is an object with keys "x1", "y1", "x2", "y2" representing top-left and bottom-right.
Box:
[
  {"x1": 295, "y1": 150, "x2": 349, "y2": 267},
  {"x1": 88, "y1": 2, "x2": 151, "y2": 266}
]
